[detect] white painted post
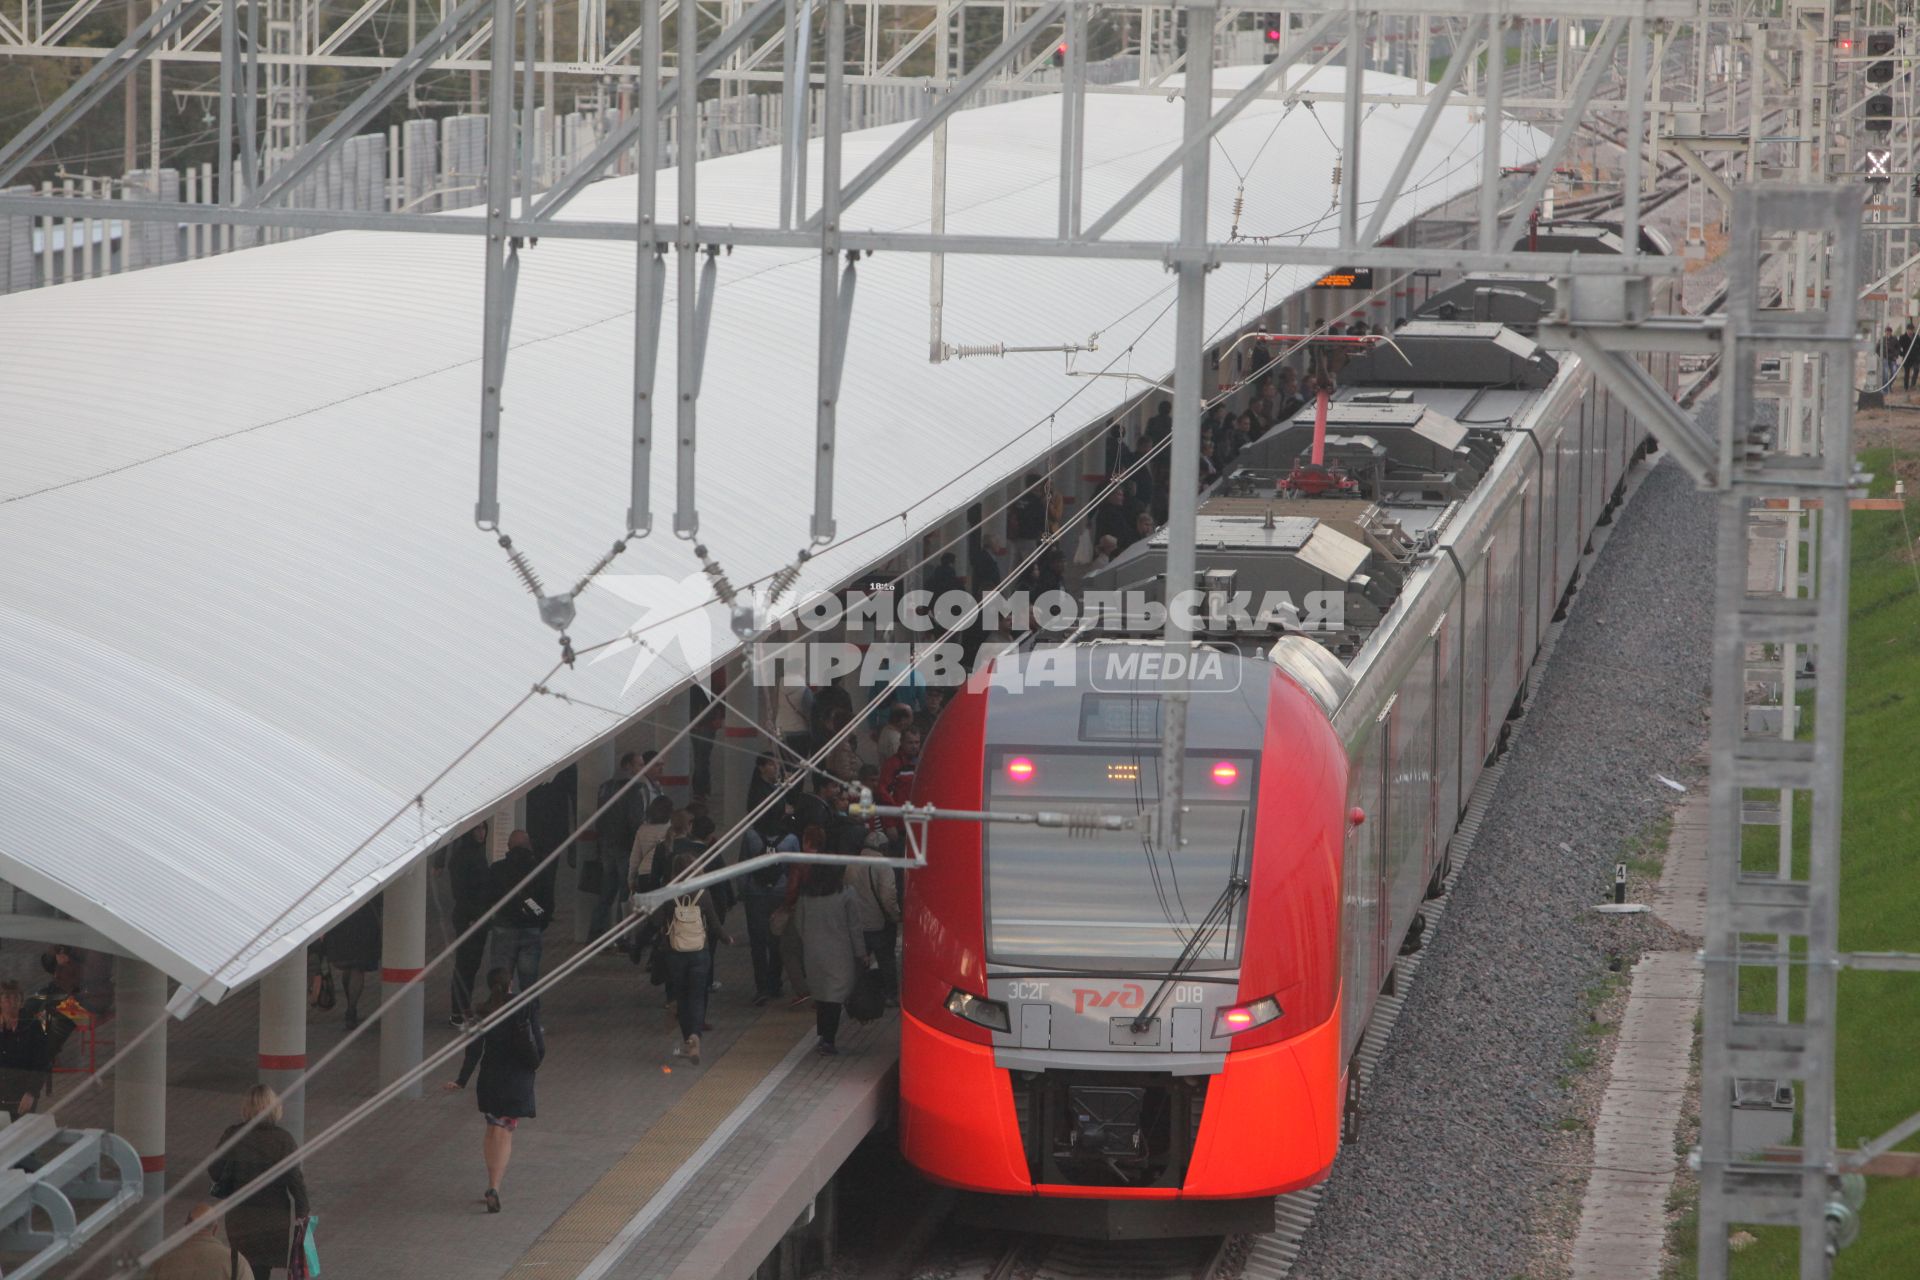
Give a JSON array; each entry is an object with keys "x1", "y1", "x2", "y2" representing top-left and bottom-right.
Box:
[
  {"x1": 257, "y1": 950, "x2": 308, "y2": 1140},
  {"x1": 39, "y1": 179, "x2": 53, "y2": 287},
  {"x1": 378, "y1": 861, "x2": 427, "y2": 1099},
  {"x1": 61, "y1": 176, "x2": 75, "y2": 283}
]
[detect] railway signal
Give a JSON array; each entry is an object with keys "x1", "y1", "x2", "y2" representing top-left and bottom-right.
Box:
[{"x1": 1866, "y1": 31, "x2": 1895, "y2": 83}]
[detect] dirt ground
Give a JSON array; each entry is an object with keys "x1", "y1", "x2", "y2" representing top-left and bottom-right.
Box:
[{"x1": 1854, "y1": 399, "x2": 1920, "y2": 464}]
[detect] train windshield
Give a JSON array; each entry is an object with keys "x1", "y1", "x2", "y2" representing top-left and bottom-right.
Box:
[{"x1": 983, "y1": 749, "x2": 1254, "y2": 969}]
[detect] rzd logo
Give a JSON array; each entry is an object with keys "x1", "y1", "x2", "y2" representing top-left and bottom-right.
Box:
[{"x1": 1071, "y1": 984, "x2": 1145, "y2": 1015}]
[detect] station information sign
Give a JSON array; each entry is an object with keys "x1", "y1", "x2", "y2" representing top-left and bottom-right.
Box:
[{"x1": 1311, "y1": 266, "x2": 1374, "y2": 289}]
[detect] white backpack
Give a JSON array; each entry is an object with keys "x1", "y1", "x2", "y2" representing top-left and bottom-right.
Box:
[{"x1": 668, "y1": 896, "x2": 707, "y2": 952}]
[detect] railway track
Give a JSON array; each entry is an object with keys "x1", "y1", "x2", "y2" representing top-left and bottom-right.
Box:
[
  {"x1": 1227, "y1": 413, "x2": 1674, "y2": 1277},
  {"x1": 940, "y1": 1232, "x2": 1233, "y2": 1280}
]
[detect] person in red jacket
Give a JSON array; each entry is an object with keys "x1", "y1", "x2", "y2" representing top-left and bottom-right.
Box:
[{"x1": 877, "y1": 730, "x2": 922, "y2": 851}]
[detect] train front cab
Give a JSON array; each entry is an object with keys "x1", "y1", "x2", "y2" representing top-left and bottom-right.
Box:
[{"x1": 900, "y1": 647, "x2": 1351, "y2": 1235}]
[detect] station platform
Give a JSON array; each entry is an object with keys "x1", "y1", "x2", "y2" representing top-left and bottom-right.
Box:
[{"x1": 12, "y1": 886, "x2": 898, "y2": 1280}]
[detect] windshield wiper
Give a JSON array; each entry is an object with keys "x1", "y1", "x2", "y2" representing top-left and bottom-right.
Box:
[{"x1": 1131, "y1": 870, "x2": 1248, "y2": 1034}]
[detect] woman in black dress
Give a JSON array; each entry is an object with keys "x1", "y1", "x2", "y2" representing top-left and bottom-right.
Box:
[
  {"x1": 326, "y1": 894, "x2": 382, "y2": 1030},
  {"x1": 443, "y1": 968, "x2": 544, "y2": 1213},
  {"x1": 209, "y1": 1085, "x2": 310, "y2": 1279}
]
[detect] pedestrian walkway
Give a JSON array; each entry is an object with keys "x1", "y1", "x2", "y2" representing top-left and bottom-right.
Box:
[
  {"x1": 26, "y1": 882, "x2": 897, "y2": 1280},
  {"x1": 1568, "y1": 793, "x2": 1708, "y2": 1280}
]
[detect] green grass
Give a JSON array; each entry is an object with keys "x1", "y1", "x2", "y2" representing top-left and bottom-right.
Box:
[
  {"x1": 1626, "y1": 811, "x2": 1676, "y2": 880},
  {"x1": 1681, "y1": 449, "x2": 1920, "y2": 1275}
]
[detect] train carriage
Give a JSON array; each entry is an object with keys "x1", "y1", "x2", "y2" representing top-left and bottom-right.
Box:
[{"x1": 896, "y1": 227, "x2": 1680, "y2": 1237}]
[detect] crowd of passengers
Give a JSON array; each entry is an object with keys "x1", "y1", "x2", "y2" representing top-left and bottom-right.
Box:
[{"x1": 35, "y1": 316, "x2": 1378, "y2": 1274}]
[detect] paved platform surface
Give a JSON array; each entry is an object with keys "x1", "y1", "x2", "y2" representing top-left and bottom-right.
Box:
[
  {"x1": 18, "y1": 875, "x2": 898, "y2": 1280},
  {"x1": 1568, "y1": 794, "x2": 1708, "y2": 1280}
]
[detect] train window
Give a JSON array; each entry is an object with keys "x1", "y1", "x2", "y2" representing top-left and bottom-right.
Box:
[
  {"x1": 981, "y1": 749, "x2": 1253, "y2": 968},
  {"x1": 1078, "y1": 693, "x2": 1162, "y2": 742}
]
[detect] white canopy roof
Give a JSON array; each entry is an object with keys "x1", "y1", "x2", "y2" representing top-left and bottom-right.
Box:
[{"x1": 0, "y1": 67, "x2": 1545, "y2": 1000}]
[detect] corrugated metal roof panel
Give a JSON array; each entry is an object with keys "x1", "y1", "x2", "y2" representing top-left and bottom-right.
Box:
[{"x1": 0, "y1": 66, "x2": 1545, "y2": 997}]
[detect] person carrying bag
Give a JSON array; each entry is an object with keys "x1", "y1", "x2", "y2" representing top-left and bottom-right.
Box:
[{"x1": 285, "y1": 1214, "x2": 321, "y2": 1279}]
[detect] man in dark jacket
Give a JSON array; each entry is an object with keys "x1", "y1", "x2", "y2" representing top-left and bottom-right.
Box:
[
  {"x1": 444, "y1": 823, "x2": 491, "y2": 1026},
  {"x1": 1006, "y1": 472, "x2": 1048, "y2": 564},
  {"x1": 0, "y1": 981, "x2": 50, "y2": 1119},
  {"x1": 487, "y1": 830, "x2": 555, "y2": 994}
]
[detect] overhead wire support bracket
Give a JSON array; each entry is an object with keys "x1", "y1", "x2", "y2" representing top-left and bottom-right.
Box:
[
  {"x1": 627, "y1": 0, "x2": 666, "y2": 538},
  {"x1": 843, "y1": 799, "x2": 1144, "y2": 868},
  {"x1": 473, "y1": 0, "x2": 519, "y2": 533},
  {"x1": 672, "y1": 0, "x2": 707, "y2": 541},
  {"x1": 811, "y1": 0, "x2": 852, "y2": 546}
]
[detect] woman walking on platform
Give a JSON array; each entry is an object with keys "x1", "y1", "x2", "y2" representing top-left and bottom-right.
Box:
[
  {"x1": 793, "y1": 865, "x2": 876, "y2": 1056},
  {"x1": 209, "y1": 1085, "x2": 309, "y2": 1280},
  {"x1": 444, "y1": 968, "x2": 545, "y2": 1214}
]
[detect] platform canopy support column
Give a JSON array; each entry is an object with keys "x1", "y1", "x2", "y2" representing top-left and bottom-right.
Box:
[
  {"x1": 258, "y1": 950, "x2": 308, "y2": 1140},
  {"x1": 379, "y1": 862, "x2": 427, "y2": 1100},
  {"x1": 112, "y1": 957, "x2": 167, "y2": 1250}
]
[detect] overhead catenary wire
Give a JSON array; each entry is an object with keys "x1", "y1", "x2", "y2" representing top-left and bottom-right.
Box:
[
  {"x1": 56, "y1": 74, "x2": 1484, "y2": 1111},
  {"x1": 88, "y1": 159, "x2": 1527, "y2": 1280},
  {"x1": 64, "y1": 77, "x2": 1510, "y2": 1260},
  {"x1": 100, "y1": 419, "x2": 1193, "y2": 1278},
  {"x1": 50, "y1": 238, "x2": 1199, "y2": 1171}
]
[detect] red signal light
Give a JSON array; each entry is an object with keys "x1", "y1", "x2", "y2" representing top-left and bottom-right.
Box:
[
  {"x1": 1209, "y1": 761, "x2": 1240, "y2": 786},
  {"x1": 1264, "y1": 26, "x2": 1281, "y2": 41},
  {"x1": 1007, "y1": 756, "x2": 1036, "y2": 783},
  {"x1": 1840, "y1": 37, "x2": 1854, "y2": 50}
]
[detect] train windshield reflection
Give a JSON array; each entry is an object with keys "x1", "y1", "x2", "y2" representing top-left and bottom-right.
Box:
[{"x1": 983, "y1": 749, "x2": 1253, "y2": 968}]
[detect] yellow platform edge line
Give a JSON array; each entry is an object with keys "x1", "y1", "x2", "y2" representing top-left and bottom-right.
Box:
[{"x1": 503, "y1": 1010, "x2": 807, "y2": 1278}]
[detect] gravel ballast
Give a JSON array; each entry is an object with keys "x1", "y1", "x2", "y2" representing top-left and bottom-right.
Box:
[{"x1": 1287, "y1": 451, "x2": 1716, "y2": 1280}]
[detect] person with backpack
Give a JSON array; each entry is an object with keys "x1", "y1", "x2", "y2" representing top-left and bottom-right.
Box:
[
  {"x1": 443, "y1": 968, "x2": 545, "y2": 1214},
  {"x1": 627, "y1": 795, "x2": 675, "y2": 897},
  {"x1": 487, "y1": 830, "x2": 556, "y2": 994},
  {"x1": 654, "y1": 853, "x2": 731, "y2": 1063}
]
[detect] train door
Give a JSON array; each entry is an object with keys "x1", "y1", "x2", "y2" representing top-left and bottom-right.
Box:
[
  {"x1": 1516, "y1": 483, "x2": 1532, "y2": 677},
  {"x1": 1428, "y1": 622, "x2": 1445, "y2": 864},
  {"x1": 1476, "y1": 549, "x2": 1492, "y2": 764},
  {"x1": 1375, "y1": 695, "x2": 1396, "y2": 991},
  {"x1": 1342, "y1": 725, "x2": 1385, "y2": 1058}
]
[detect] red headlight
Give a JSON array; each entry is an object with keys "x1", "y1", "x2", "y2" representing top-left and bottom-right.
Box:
[{"x1": 1213, "y1": 996, "x2": 1282, "y2": 1038}]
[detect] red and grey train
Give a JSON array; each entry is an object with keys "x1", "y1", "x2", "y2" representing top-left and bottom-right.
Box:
[{"x1": 897, "y1": 231, "x2": 1679, "y2": 1236}]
